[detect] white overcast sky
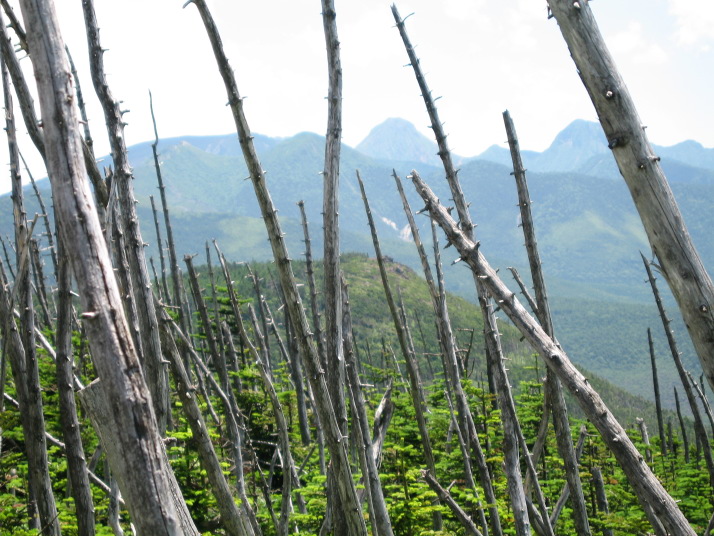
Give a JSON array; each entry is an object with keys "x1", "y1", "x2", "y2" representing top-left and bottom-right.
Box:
[{"x1": 1, "y1": 0, "x2": 713, "y2": 193}]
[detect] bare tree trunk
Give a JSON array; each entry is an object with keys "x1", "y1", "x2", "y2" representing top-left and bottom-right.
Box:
[
  {"x1": 159, "y1": 311, "x2": 257, "y2": 536},
  {"x1": 320, "y1": 2, "x2": 348, "y2": 530},
  {"x1": 150, "y1": 195, "x2": 171, "y2": 303},
  {"x1": 56, "y1": 247, "x2": 96, "y2": 536},
  {"x1": 648, "y1": 328, "x2": 668, "y2": 457},
  {"x1": 504, "y1": 110, "x2": 590, "y2": 536},
  {"x1": 409, "y1": 170, "x2": 697, "y2": 535},
  {"x1": 642, "y1": 253, "x2": 714, "y2": 484},
  {"x1": 3, "y1": 57, "x2": 60, "y2": 536},
  {"x1": 674, "y1": 387, "x2": 691, "y2": 464},
  {"x1": 546, "y1": 0, "x2": 714, "y2": 393},
  {"x1": 81, "y1": 0, "x2": 169, "y2": 434},
  {"x1": 18, "y1": 0, "x2": 195, "y2": 530},
  {"x1": 187, "y1": 3, "x2": 367, "y2": 533},
  {"x1": 590, "y1": 467, "x2": 614, "y2": 536},
  {"x1": 149, "y1": 92, "x2": 189, "y2": 335},
  {"x1": 423, "y1": 471, "x2": 484, "y2": 536},
  {"x1": 342, "y1": 276, "x2": 394, "y2": 536},
  {"x1": 357, "y1": 170, "x2": 443, "y2": 531}
]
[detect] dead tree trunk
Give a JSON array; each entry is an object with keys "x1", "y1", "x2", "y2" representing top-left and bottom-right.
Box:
[
  {"x1": 81, "y1": 0, "x2": 169, "y2": 434},
  {"x1": 546, "y1": 0, "x2": 714, "y2": 394},
  {"x1": 648, "y1": 328, "x2": 667, "y2": 457},
  {"x1": 590, "y1": 467, "x2": 614, "y2": 536},
  {"x1": 3, "y1": 58, "x2": 60, "y2": 536},
  {"x1": 56, "y1": 248, "x2": 96, "y2": 536},
  {"x1": 186, "y1": 3, "x2": 367, "y2": 532},
  {"x1": 642, "y1": 253, "x2": 714, "y2": 484},
  {"x1": 18, "y1": 0, "x2": 195, "y2": 531},
  {"x1": 504, "y1": 110, "x2": 591, "y2": 536},
  {"x1": 410, "y1": 170, "x2": 696, "y2": 535},
  {"x1": 342, "y1": 276, "x2": 394, "y2": 536},
  {"x1": 357, "y1": 170, "x2": 443, "y2": 531}
]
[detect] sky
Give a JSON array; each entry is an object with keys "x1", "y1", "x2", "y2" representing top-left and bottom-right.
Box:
[{"x1": 1, "y1": 0, "x2": 713, "y2": 194}]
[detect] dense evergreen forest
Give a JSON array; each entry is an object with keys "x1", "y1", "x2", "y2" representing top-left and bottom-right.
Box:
[{"x1": 1, "y1": 0, "x2": 713, "y2": 535}]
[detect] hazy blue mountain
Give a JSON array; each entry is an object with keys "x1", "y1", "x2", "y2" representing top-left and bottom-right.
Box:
[
  {"x1": 655, "y1": 140, "x2": 714, "y2": 171},
  {"x1": 355, "y1": 117, "x2": 445, "y2": 166},
  {"x1": 4, "y1": 118, "x2": 714, "y2": 407}
]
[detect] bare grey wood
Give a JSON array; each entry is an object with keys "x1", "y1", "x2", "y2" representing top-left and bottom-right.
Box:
[
  {"x1": 423, "y1": 471, "x2": 483, "y2": 536},
  {"x1": 357, "y1": 169, "x2": 442, "y2": 531},
  {"x1": 504, "y1": 110, "x2": 590, "y2": 536},
  {"x1": 56, "y1": 249, "x2": 96, "y2": 536},
  {"x1": 3, "y1": 57, "x2": 60, "y2": 536},
  {"x1": 674, "y1": 386, "x2": 691, "y2": 464},
  {"x1": 642, "y1": 253, "x2": 714, "y2": 483},
  {"x1": 319, "y1": 3, "x2": 348, "y2": 529},
  {"x1": 342, "y1": 276, "x2": 394, "y2": 536},
  {"x1": 391, "y1": 8, "x2": 507, "y2": 532},
  {"x1": 648, "y1": 328, "x2": 667, "y2": 456},
  {"x1": 79, "y1": 380, "x2": 199, "y2": 536},
  {"x1": 18, "y1": 0, "x2": 193, "y2": 530},
  {"x1": 590, "y1": 467, "x2": 614, "y2": 536},
  {"x1": 409, "y1": 170, "x2": 696, "y2": 535},
  {"x1": 158, "y1": 312, "x2": 256, "y2": 536},
  {"x1": 150, "y1": 196, "x2": 171, "y2": 302},
  {"x1": 546, "y1": 0, "x2": 714, "y2": 394},
  {"x1": 81, "y1": 0, "x2": 169, "y2": 433},
  {"x1": 185, "y1": 2, "x2": 367, "y2": 532}
]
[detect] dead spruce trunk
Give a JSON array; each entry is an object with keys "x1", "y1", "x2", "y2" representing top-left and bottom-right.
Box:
[
  {"x1": 546, "y1": 0, "x2": 714, "y2": 394},
  {"x1": 81, "y1": 0, "x2": 169, "y2": 434},
  {"x1": 3, "y1": 58, "x2": 60, "y2": 536},
  {"x1": 648, "y1": 328, "x2": 668, "y2": 457},
  {"x1": 320, "y1": 3, "x2": 349, "y2": 530},
  {"x1": 18, "y1": 0, "x2": 194, "y2": 531},
  {"x1": 409, "y1": 170, "x2": 697, "y2": 535},
  {"x1": 504, "y1": 110, "x2": 590, "y2": 536},
  {"x1": 56, "y1": 248, "x2": 96, "y2": 536},
  {"x1": 642, "y1": 253, "x2": 714, "y2": 485},
  {"x1": 158, "y1": 309, "x2": 257, "y2": 536},
  {"x1": 342, "y1": 276, "x2": 394, "y2": 536},
  {"x1": 186, "y1": 2, "x2": 367, "y2": 533},
  {"x1": 357, "y1": 170, "x2": 443, "y2": 531}
]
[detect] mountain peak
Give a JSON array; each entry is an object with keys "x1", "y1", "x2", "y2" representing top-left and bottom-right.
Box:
[{"x1": 355, "y1": 117, "x2": 441, "y2": 166}]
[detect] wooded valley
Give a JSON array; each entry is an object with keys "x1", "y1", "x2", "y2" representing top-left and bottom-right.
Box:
[{"x1": 0, "y1": 0, "x2": 713, "y2": 535}]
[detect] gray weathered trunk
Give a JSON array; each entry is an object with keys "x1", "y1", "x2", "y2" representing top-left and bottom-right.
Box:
[
  {"x1": 81, "y1": 0, "x2": 168, "y2": 433},
  {"x1": 546, "y1": 0, "x2": 714, "y2": 394},
  {"x1": 187, "y1": 2, "x2": 367, "y2": 532},
  {"x1": 18, "y1": 0, "x2": 194, "y2": 530},
  {"x1": 410, "y1": 171, "x2": 696, "y2": 535},
  {"x1": 504, "y1": 110, "x2": 590, "y2": 535}
]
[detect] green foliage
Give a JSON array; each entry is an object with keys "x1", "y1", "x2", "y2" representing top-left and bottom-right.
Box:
[{"x1": 2, "y1": 254, "x2": 713, "y2": 536}]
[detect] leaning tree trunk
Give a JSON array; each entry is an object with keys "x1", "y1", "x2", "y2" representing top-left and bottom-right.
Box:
[
  {"x1": 504, "y1": 110, "x2": 591, "y2": 536},
  {"x1": 17, "y1": 0, "x2": 195, "y2": 532},
  {"x1": 81, "y1": 0, "x2": 169, "y2": 434},
  {"x1": 320, "y1": 2, "x2": 349, "y2": 531},
  {"x1": 546, "y1": 0, "x2": 714, "y2": 393},
  {"x1": 3, "y1": 58, "x2": 60, "y2": 536},
  {"x1": 186, "y1": 2, "x2": 367, "y2": 533},
  {"x1": 409, "y1": 171, "x2": 697, "y2": 536}
]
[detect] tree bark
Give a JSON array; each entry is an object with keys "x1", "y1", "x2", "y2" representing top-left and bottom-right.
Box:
[
  {"x1": 81, "y1": 0, "x2": 169, "y2": 434},
  {"x1": 642, "y1": 253, "x2": 714, "y2": 484},
  {"x1": 341, "y1": 275, "x2": 395, "y2": 536},
  {"x1": 357, "y1": 170, "x2": 442, "y2": 531},
  {"x1": 504, "y1": 110, "x2": 590, "y2": 536},
  {"x1": 648, "y1": 328, "x2": 667, "y2": 457},
  {"x1": 18, "y1": 0, "x2": 194, "y2": 531},
  {"x1": 410, "y1": 170, "x2": 697, "y2": 535},
  {"x1": 546, "y1": 0, "x2": 714, "y2": 394},
  {"x1": 3, "y1": 56, "x2": 60, "y2": 536},
  {"x1": 186, "y1": 3, "x2": 367, "y2": 533}
]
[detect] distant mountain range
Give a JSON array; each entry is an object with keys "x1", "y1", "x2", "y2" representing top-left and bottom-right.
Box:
[{"x1": 3, "y1": 117, "x2": 713, "y2": 405}]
